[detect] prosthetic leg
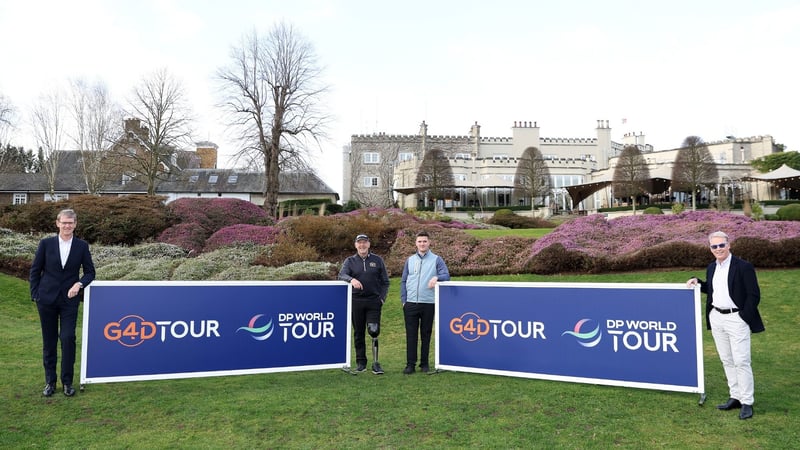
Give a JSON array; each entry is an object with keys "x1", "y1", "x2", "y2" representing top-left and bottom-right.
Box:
[{"x1": 368, "y1": 322, "x2": 384, "y2": 374}]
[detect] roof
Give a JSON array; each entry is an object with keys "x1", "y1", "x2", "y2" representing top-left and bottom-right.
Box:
[{"x1": 0, "y1": 168, "x2": 339, "y2": 199}]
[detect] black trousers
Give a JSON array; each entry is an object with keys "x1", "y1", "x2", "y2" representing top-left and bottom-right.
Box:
[
  {"x1": 352, "y1": 297, "x2": 382, "y2": 365},
  {"x1": 36, "y1": 297, "x2": 80, "y2": 386},
  {"x1": 403, "y1": 302, "x2": 435, "y2": 368}
]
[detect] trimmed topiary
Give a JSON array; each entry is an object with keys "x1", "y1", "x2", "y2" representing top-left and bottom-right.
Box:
[{"x1": 776, "y1": 203, "x2": 800, "y2": 221}]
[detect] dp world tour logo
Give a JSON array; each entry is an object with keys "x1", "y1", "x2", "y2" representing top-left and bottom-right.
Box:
[
  {"x1": 237, "y1": 314, "x2": 274, "y2": 341},
  {"x1": 562, "y1": 318, "x2": 602, "y2": 347}
]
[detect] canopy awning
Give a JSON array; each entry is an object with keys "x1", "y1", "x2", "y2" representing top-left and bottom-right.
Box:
[
  {"x1": 565, "y1": 180, "x2": 612, "y2": 205},
  {"x1": 564, "y1": 177, "x2": 672, "y2": 205},
  {"x1": 741, "y1": 164, "x2": 800, "y2": 190}
]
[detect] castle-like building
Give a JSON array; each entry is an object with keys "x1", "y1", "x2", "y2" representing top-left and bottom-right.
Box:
[{"x1": 343, "y1": 120, "x2": 777, "y2": 211}]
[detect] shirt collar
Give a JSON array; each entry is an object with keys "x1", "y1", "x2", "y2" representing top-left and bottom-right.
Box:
[{"x1": 716, "y1": 253, "x2": 732, "y2": 268}]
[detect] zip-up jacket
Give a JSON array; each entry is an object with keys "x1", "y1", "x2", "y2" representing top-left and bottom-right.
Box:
[
  {"x1": 400, "y1": 250, "x2": 450, "y2": 304},
  {"x1": 338, "y1": 252, "x2": 390, "y2": 301}
]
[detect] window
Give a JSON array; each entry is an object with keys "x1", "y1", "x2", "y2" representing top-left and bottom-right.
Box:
[
  {"x1": 44, "y1": 193, "x2": 69, "y2": 202},
  {"x1": 363, "y1": 152, "x2": 380, "y2": 164},
  {"x1": 455, "y1": 153, "x2": 471, "y2": 160},
  {"x1": 208, "y1": 175, "x2": 219, "y2": 184},
  {"x1": 455, "y1": 174, "x2": 467, "y2": 181},
  {"x1": 12, "y1": 193, "x2": 27, "y2": 205},
  {"x1": 189, "y1": 175, "x2": 199, "y2": 183},
  {"x1": 363, "y1": 177, "x2": 379, "y2": 187},
  {"x1": 399, "y1": 152, "x2": 413, "y2": 161},
  {"x1": 501, "y1": 175, "x2": 514, "y2": 182},
  {"x1": 227, "y1": 175, "x2": 238, "y2": 184}
]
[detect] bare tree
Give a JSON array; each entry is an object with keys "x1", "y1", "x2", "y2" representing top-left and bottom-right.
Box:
[
  {"x1": 416, "y1": 149, "x2": 454, "y2": 211},
  {"x1": 68, "y1": 78, "x2": 123, "y2": 194},
  {"x1": 0, "y1": 93, "x2": 15, "y2": 145},
  {"x1": 122, "y1": 68, "x2": 193, "y2": 195},
  {"x1": 612, "y1": 145, "x2": 651, "y2": 212},
  {"x1": 30, "y1": 89, "x2": 67, "y2": 197},
  {"x1": 514, "y1": 146, "x2": 552, "y2": 210},
  {"x1": 350, "y1": 143, "x2": 400, "y2": 208},
  {"x1": 216, "y1": 22, "x2": 329, "y2": 218},
  {"x1": 671, "y1": 136, "x2": 718, "y2": 211}
]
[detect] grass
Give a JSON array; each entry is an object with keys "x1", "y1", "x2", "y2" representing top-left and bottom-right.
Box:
[
  {"x1": 464, "y1": 228, "x2": 552, "y2": 239},
  {"x1": 1, "y1": 269, "x2": 798, "y2": 449}
]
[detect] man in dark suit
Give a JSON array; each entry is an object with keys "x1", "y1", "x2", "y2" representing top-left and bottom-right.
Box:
[
  {"x1": 30, "y1": 208, "x2": 95, "y2": 397},
  {"x1": 687, "y1": 231, "x2": 764, "y2": 420}
]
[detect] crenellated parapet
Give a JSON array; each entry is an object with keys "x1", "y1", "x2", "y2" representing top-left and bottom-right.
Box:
[
  {"x1": 705, "y1": 135, "x2": 773, "y2": 146},
  {"x1": 351, "y1": 132, "x2": 474, "y2": 144},
  {"x1": 540, "y1": 137, "x2": 598, "y2": 145}
]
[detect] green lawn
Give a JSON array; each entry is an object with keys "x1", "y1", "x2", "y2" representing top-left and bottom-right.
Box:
[
  {"x1": 464, "y1": 228, "x2": 552, "y2": 239},
  {"x1": 1, "y1": 269, "x2": 797, "y2": 449}
]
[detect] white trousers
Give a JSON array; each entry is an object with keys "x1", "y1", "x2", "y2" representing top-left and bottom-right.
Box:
[{"x1": 710, "y1": 309, "x2": 754, "y2": 405}]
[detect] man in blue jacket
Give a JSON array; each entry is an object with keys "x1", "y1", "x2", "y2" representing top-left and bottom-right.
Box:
[
  {"x1": 687, "y1": 231, "x2": 764, "y2": 420},
  {"x1": 400, "y1": 231, "x2": 450, "y2": 374},
  {"x1": 339, "y1": 234, "x2": 390, "y2": 374},
  {"x1": 30, "y1": 209, "x2": 95, "y2": 397}
]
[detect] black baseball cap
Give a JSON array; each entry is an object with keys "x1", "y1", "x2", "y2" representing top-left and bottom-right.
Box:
[{"x1": 355, "y1": 234, "x2": 369, "y2": 242}]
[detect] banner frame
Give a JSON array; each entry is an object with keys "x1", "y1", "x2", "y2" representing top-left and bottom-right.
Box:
[
  {"x1": 434, "y1": 281, "x2": 704, "y2": 394},
  {"x1": 81, "y1": 280, "x2": 352, "y2": 385}
]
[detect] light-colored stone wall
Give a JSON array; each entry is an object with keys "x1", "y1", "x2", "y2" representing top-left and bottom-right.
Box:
[{"x1": 344, "y1": 120, "x2": 779, "y2": 210}]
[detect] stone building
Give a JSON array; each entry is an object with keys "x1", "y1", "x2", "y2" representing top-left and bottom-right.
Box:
[{"x1": 344, "y1": 119, "x2": 778, "y2": 212}]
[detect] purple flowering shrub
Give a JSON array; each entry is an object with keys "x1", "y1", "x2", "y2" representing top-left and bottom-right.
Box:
[
  {"x1": 158, "y1": 198, "x2": 271, "y2": 252},
  {"x1": 527, "y1": 211, "x2": 800, "y2": 273},
  {"x1": 204, "y1": 225, "x2": 281, "y2": 252},
  {"x1": 156, "y1": 223, "x2": 209, "y2": 255},
  {"x1": 167, "y1": 198, "x2": 270, "y2": 230}
]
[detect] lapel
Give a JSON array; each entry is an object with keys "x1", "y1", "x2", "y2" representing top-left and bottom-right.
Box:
[
  {"x1": 64, "y1": 238, "x2": 80, "y2": 269},
  {"x1": 727, "y1": 256, "x2": 737, "y2": 293}
]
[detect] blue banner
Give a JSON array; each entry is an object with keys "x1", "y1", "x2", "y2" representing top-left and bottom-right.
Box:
[
  {"x1": 81, "y1": 281, "x2": 350, "y2": 384},
  {"x1": 436, "y1": 282, "x2": 703, "y2": 393}
]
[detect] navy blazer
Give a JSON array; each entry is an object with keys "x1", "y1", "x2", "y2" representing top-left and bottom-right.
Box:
[
  {"x1": 699, "y1": 255, "x2": 764, "y2": 333},
  {"x1": 30, "y1": 235, "x2": 96, "y2": 304}
]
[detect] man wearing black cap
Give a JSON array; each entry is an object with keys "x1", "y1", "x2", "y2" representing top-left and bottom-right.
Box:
[{"x1": 339, "y1": 234, "x2": 390, "y2": 374}]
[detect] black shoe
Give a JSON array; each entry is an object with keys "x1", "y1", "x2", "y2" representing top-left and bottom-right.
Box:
[
  {"x1": 420, "y1": 365, "x2": 430, "y2": 373},
  {"x1": 739, "y1": 404, "x2": 753, "y2": 420},
  {"x1": 42, "y1": 384, "x2": 55, "y2": 397},
  {"x1": 717, "y1": 398, "x2": 742, "y2": 410},
  {"x1": 355, "y1": 363, "x2": 367, "y2": 373},
  {"x1": 63, "y1": 385, "x2": 76, "y2": 397},
  {"x1": 372, "y1": 362, "x2": 384, "y2": 375},
  {"x1": 403, "y1": 365, "x2": 415, "y2": 374}
]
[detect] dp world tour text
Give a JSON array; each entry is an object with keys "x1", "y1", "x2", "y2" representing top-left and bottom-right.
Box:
[{"x1": 278, "y1": 312, "x2": 336, "y2": 342}]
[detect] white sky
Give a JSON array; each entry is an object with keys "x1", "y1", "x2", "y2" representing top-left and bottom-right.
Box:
[{"x1": 2, "y1": 0, "x2": 799, "y2": 195}]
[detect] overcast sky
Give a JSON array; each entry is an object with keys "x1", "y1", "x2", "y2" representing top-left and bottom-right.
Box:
[{"x1": 1, "y1": 0, "x2": 798, "y2": 194}]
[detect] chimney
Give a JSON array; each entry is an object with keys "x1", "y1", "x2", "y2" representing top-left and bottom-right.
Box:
[{"x1": 195, "y1": 141, "x2": 219, "y2": 169}]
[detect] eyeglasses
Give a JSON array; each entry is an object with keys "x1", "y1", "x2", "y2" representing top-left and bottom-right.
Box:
[{"x1": 710, "y1": 243, "x2": 727, "y2": 250}]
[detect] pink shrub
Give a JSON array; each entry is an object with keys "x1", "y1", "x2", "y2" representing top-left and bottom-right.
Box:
[
  {"x1": 167, "y1": 198, "x2": 270, "y2": 233},
  {"x1": 204, "y1": 224, "x2": 281, "y2": 251},
  {"x1": 157, "y1": 222, "x2": 208, "y2": 254},
  {"x1": 532, "y1": 211, "x2": 800, "y2": 258}
]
